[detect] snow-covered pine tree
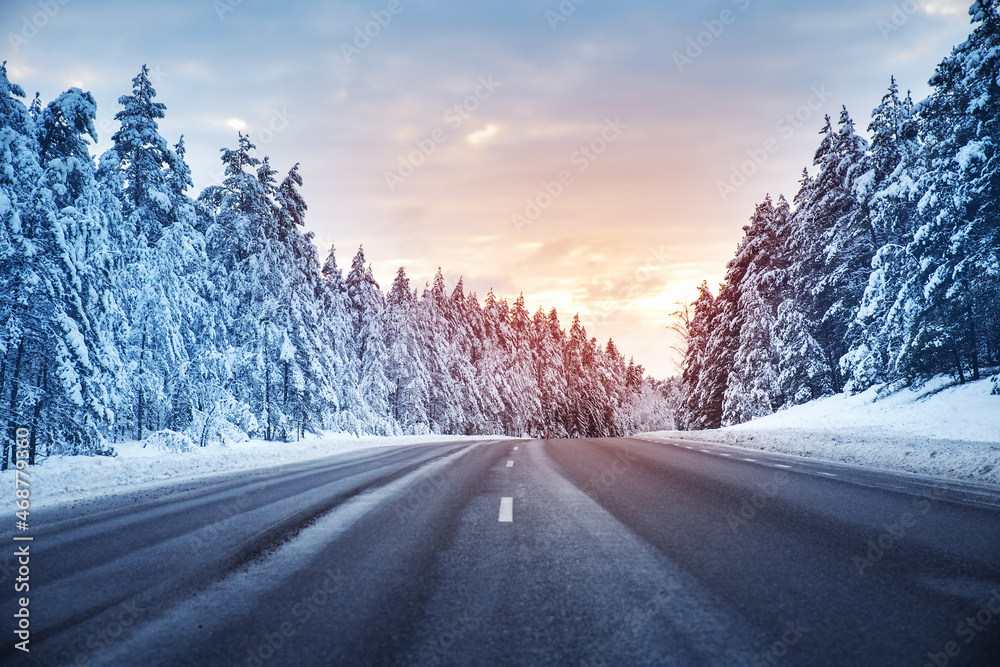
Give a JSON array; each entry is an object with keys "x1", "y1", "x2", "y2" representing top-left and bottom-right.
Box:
[
  {"x1": 0, "y1": 62, "x2": 45, "y2": 467},
  {"x1": 895, "y1": 2, "x2": 1000, "y2": 383},
  {"x1": 345, "y1": 246, "x2": 398, "y2": 436},
  {"x1": 776, "y1": 109, "x2": 869, "y2": 401},
  {"x1": 507, "y1": 294, "x2": 541, "y2": 436},
  {"x1": 318, "y1": 244, "x2": 356, "y2": 433},
  {"x1": 202, "y1": 135, "x2": 281, "y2": 440},
  {"x1": 693, "y1": 225, "x2": 755, "y2": 430},
  {"x1": 600, "y1": 338, "x2": 628, "y2": 436},
  {"x1": 563, "y1": 314, "x2": 590, "y2": 437},
  {"x1": 679, "y1": 281, "x2": 717, "y2": 430},
  {"x1": 841, "y1": 78, "x2": 923, "y2": 392},
  {"x1": 722, "y1": 195, "x2": 789, "y2": 424},
  {"x1": 108, "y1": 65, "x2": 172, "y2": 245},
  {"x1": 472, "y1": 289, "x2": 507, "y2": 435},
  {"x1": 385, "y1": 267, "x2": 430, "y2": 433},
  {"x1": 445, "y1": 279, "x2": 486, "y2": 435},
  {"x1": 533, "y1": 307, "x2": 569, "y2": 438},
  {"x1": 418, "y1": 269, "x2": 465, "y2": 434},
  {"x1": 2, "y1": 77, "x2": 121, "y2": 462}
]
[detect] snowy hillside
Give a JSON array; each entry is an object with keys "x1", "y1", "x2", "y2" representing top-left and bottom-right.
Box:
[{"x1": 642, "y1": 377, "x2": 1000, "y2": 486}]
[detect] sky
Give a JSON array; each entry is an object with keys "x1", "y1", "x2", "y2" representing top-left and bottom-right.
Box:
[{"x1": 1, "y1": 0, "x2": 978, "y2": 377}]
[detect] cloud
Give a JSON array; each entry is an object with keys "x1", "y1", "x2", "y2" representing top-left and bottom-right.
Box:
[{"x1": 5, "y1": 0, "x2": 979, "y2": 377}]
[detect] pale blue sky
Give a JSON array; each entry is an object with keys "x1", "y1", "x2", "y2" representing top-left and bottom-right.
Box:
[{"x1": 1, "y1": 0, "x2": 976, "y2": 376}]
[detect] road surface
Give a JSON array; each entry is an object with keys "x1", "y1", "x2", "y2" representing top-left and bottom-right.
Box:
[{"x1": 2, "y1": 437, "x2": 999, "y2": 666}]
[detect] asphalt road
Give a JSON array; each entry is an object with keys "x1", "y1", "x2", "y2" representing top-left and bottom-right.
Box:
[{"x1": 2, "y1": 437, "x2": 999, "y2": 666}]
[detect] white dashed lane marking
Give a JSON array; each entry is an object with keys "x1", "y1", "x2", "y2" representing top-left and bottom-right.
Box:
[
  {"x1": 743, "y1": 458, "x2": 757, "y2": 463},
  {"x1": 498, "y1": 497, "x2": 513, "y2": 522},
  {"x1": 513, "y1": 446, "x2": 519, "y2": 451},
  {"x1": 506, "y1": 460, "x2": 513, "y2": 468},
  {"x1": 774, "y1": 464, "x2": 792, "y2": 469}
]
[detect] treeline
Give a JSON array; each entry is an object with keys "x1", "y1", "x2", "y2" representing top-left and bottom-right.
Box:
[
  {"x1": 680, "y1": 3, "x2": 1000, "y2": 430},
  {"x1": 0, "y1": 64, "x2": 675, "y2": 465}
]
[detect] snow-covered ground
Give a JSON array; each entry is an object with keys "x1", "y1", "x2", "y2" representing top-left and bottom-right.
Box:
[
  {"x1": 641, "y1": 377, "x2": 1000, "y2": 486},
  {"x1": 0, "y1": 433, "x2": 503, "y2": 510}
]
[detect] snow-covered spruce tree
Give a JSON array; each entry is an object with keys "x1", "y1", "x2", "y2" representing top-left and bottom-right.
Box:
[
  {"x1": 345, "y1": 246, "x2": 398, "y2": 436},
  {"x1": 600, "y1": 338, "x2": 629, "y2": 436},
  {"x1": 679, "y1": 281, "x2": 718, "y2": 430},
  {"x1": 207, "y1": 147, "x2": 342, "y2": 442},
  {"x1": 473, "y1": 289, "x2": 507, "y2": 435},
  {"x1": 201, "y1": 137, "x2": 302, "y2": 441},
  {"x1": 563, "y1": 314, "x2": 591, "y2": 437},
  {"x1": 384, "y1": 267, "x2": 430, "y2": 434},
  {"x1": 0, "y1": 62, "x2": 46, "y2": 467},
  {"x1": 692, "y1": 219, "x2": 758, "y2": 430},
  {"x1": 268, "y1": 163, "x2": 341, "y2": 440},
  {"x1": 419, "y1": 270, "x2": 466, "y2": 434},
  {"x1": 776, "y1": 110, "x2": 870, "y2": 401},
  {"x1": 722, "y1": 195, "x2": 789, "y2": 424},
  {"x1": 107, "y1": 65, "x2": 174, "y2": 245},
  {"x1": 508, "y1": 294, "x2": 542, "y2": 436},
  {"x1": 533, "y1": 307, "x2": 569, "y2": 438},
  {"x1": 445, "y1": 279, "x2": 486, "y2": 435},
  {"x1": 102, "y1": 67, "x2": 221, "y2": 442},
  {"x1": 578, "y1": 333, "x2": 612, "y2": 437},
  {"x1": 841, "y1": 78, "x2": 923, "y2": 392},
  {"x1": 318, "y1": 244, "x2": 356, "y2": 433},
  {"x1": 893, "y1": 2, "x2": 1000, "y2": 384},
  {"x1": 1, "y1": 69, "x2": 121, "y2": 463}
]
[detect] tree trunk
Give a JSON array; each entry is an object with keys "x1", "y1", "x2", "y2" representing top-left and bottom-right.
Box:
[
  {"x1": 136, "y1": 328, "x2": 147, "y2": 440},
  {"x1": 952, "y1": 345, "x2": 966, "y2": 385},
  {"x1": 265, "y1": 366, "x2": 272, "y2": 441},
  {"x1": 4, "y1": 339, "x2": 25, "y2": 472},
  {"x1": 27, "y1": 358, "x2": 46, "y2": 464},
  {"x1": 968, "y1": 317, "x2": 980, "y2": 381}
]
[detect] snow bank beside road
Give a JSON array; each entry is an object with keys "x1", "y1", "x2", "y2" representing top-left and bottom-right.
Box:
[
  {"x1": 0, "y1": 433, "x2": 499, "y2": 510},
  {"x1": 642, "y1": 378, "x2": 1000, "y2": 486}
]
